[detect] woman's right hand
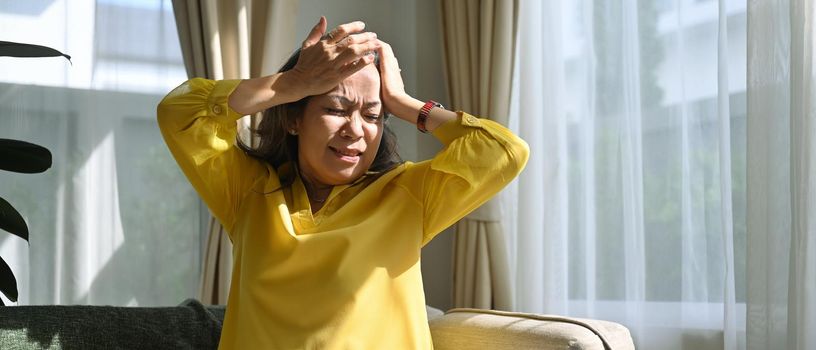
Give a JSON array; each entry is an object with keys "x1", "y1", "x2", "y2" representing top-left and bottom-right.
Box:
[
  {"x1": 288, "y1": 16, "x2": 381, "y2": 98},
  {"x1": 228, "y1": 17, "x2": 379, "y2": 115}
]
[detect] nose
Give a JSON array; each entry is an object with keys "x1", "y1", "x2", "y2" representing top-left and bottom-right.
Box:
[{"x1": 341, "y1": 113, "x2": 364, "y2": 140}]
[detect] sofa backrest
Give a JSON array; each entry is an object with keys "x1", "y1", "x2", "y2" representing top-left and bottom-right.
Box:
[{"x1": 0, "y1": 299, "x2": 223, "y2": 350}]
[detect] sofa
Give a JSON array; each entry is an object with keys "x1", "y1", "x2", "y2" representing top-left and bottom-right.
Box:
[{"x1": 0, "y1": 300, "x2": 634, "y2": 349}]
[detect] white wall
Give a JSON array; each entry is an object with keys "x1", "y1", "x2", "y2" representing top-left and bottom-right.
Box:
[{"x1": 294, "y1": 0, "x2": 453, "y2": 311}]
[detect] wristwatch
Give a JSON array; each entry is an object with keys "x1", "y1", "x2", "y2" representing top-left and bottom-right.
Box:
[{"x1": 417, "y1": 100, "x2": 443, "y2": 133}]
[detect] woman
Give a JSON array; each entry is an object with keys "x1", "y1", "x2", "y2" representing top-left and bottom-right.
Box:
[{"x1": 158, "y1": 17, "x2": 528, "y2": 350}]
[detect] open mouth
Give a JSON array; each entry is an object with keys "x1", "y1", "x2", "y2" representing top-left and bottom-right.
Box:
[{"x1": 329, "y1": 146, "x2": 362, "y2": 163}]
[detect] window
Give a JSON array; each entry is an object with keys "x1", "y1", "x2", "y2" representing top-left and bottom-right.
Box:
[{"x1": 0, "y1": 0, "x2": 199, "y2": 306}]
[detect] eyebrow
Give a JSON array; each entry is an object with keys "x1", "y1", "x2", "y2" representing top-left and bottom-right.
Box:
[{"x1": 326, "y1": 95, "x2": 381, "y2": 108}]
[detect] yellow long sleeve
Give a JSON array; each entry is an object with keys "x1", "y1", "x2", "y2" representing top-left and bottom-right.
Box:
[
  {"x1": 157, "y1": 78, "x2": 267, "y2": 233},
  {"x1": 397, "y1": 112, "x2": 530, "y2": 245}
]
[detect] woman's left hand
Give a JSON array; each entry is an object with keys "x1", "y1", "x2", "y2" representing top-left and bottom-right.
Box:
[
  {"x1": 377, "y1": 39, "x2": 422, "y2": 122},
  {"x1": 377, "y1": 39, "x2": 456, "y2": 130}
]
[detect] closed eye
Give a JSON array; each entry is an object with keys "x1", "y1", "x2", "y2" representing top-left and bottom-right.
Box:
[
  {"x1": 326, "y1": 108, "x2": 380, "y2": 123},
  {"x1": 326, "y1": 108, "x2": 347, "y2": 116}
]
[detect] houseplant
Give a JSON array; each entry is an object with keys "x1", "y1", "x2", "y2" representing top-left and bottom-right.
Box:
[{"x1": 0, "y1": 41, "x2": 69, "y2": 305}]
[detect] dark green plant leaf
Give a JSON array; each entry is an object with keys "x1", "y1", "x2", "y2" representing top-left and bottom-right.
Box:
[
  {"x1": 0, "y1": 41, "x2": 71, "y2": 63},
  {"x1": 0, "y1": 257, "x2": 18, "y2": 303},
  {"x1": 0, "y1": 196, "x2": 28, "y2": 242},
  {"x1": 0, "y1": 139, "x2": 52, "y2": 174}
]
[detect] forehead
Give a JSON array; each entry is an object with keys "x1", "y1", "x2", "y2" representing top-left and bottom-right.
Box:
[{"x1": 327, "y1": 65, "x2": 380, "y2": 100}]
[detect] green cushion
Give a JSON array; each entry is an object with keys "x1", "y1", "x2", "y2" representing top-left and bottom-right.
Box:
[{"x1": 0, "y1": 299, "x2": 224, "y2": 350}]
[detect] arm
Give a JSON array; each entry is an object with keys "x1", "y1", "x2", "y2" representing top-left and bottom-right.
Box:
[
  {"x1": 157, "y1": 78, "x2": 267, "y2": 232},
  {"x1": 377, "y1": 40, "x2": 530, "y2": 244},
  {"x1": 398, "y1": 113, "x2": 529, "y2": 244}
]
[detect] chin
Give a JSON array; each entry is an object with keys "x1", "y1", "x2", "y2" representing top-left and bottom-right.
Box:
[
  {"x1": 318, "y1": 157, "x2": 373, "y2": 185},
  {"x1": 322, "y1": 167, "x2": 367, "y2": 185}
]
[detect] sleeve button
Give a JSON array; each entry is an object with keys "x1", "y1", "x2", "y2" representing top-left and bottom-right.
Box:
[
  {"x1": 212, "y1": 105, "x2": 223, "y2": 114},
  {"x1": 467, "y1": 116, "x2": 477, "y2": 123}
]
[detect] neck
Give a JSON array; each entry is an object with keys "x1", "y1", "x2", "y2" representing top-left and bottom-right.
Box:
[{"x1": 299, "y1": 171, "x2": 332, "y2": 204}]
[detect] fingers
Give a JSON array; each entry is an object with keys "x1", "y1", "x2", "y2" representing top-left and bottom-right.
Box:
[
  {"x1": 335, "y1": 39, "x2": 382, "y2": 66},
  {"x1": 339, "y1": 52, "x2": 377, "y2": 76},
  {"x1": 377, "y1": 39, "x2": 407, "y2": 100},
  {"x1": 335, "y1": 32, "x2": 377, "y2": 49},
  {"x1": 376, "y1": 40, "x2": 400, "y2": 72},
  {"x1": 377, "y1": 40, "x2": 396, "y2": 62},
  {"x1": 302, "y1": 16, "x2": 327, "y2": 49},
  {"x1": 325, "y1": 21, "x2": 366, "y2": 44},
  {"x1": 294, "y1": 18, "x2": 382, "y2": 94}
]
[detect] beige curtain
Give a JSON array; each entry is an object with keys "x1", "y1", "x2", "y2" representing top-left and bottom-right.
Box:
[
  {"x1": 171, "y1": 0, "x2": 298, "y2": 305},
  {"x1": 439, "y1": 0, "x2": 518, "y2": 310}
]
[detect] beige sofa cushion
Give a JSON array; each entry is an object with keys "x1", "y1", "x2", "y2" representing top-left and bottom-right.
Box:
[
  {"x1": 426, "y1": 305, "x2": 445, "y2": 321},
  {"x1": 429, "y1": 308, "x2": 635, "y2": 350}
]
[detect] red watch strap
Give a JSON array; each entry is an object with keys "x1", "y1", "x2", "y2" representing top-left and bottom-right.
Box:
[{"x1": 417, "y1": 100, "x2": 441, "y2": 133}]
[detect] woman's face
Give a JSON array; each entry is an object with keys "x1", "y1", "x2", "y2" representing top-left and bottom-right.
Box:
[{"x1": 295, "y1": 64, "x2": 384, "y2": 186}]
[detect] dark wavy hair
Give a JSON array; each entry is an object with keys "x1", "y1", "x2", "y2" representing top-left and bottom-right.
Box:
[{"x1": 237, "y1": 47, "x2": 402, "y2": 187}]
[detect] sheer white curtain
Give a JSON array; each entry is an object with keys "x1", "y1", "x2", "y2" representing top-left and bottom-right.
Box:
[
  {"x1": 0, "y1": 0, "x2": 198, "y2": 306},
  {"x1": 509, "y1": 0, "x2": 748, "y2": 349},
  {"x1": 746, "y1": 0, "x2": 816, "y2": 349}
]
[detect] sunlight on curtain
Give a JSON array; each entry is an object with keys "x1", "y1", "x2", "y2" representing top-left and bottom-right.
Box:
[
  {"x1": 508, "y1": 0, "x2": 747, "y2": 349},
  {"x1": 746, "y1": 0, "x2": 816, "y2": 349},
  {"x1": 0, "y1": 0, "x2": 198, "y2": 306}
]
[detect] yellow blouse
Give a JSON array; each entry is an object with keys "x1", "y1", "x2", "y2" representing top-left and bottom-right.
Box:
[{"x1": 157, "y1": 78, "x2": 529, "y2": 349}]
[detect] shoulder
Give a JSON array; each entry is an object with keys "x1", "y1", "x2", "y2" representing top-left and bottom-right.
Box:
[{"x1": 378, "y1": 162, "x2": 426, "y2": 205}]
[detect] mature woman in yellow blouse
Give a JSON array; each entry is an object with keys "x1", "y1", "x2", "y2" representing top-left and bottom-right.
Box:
[{"x1": 158, "y1": 17, "x2": 528, "y2": 349}]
